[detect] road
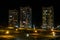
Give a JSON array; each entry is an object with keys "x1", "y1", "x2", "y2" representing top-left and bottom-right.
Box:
[{"x1": 0, "y1": 28, "x2": 60, "y2": 40}]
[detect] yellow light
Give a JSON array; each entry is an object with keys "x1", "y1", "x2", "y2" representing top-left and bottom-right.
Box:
[
  {"x1": 51, "y1": 29, "x2": 53, "y2": 31},
  {"x1": 33, "y1": 27, "x2": 36, "y2": 30},
  {"x1": 0, "y1": 35, "x2": 15, "y2": 38},
  {"x1": 8, "y1": 27, "x2": 14, "y2": 29},
  {"x1": 5, "y1": 31, "x2": 9, "y2": 34},
  {"x1": 19, "y1": 28, "x2": 24, "y2": 30},
  {"x1": 16, "y1": 29, "x2": 18, "y2": 31},
  {"x1": 34, "y1": 30, "x2": 37, "y2": 33},
  {"x1": 52, "y1": 32, "x2": 55, "y2": 36}
]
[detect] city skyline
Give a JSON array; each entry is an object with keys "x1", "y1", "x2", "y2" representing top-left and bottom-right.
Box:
[
  {"x1": 0, "y1": 0, "x2": 60, "y2": 27},
  {"x1": 0, "y1": 0, "x2": 60, "y2": 40}
]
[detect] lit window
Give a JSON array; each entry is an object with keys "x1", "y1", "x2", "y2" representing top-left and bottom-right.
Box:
[
  {"x1": 45, "y1": 10, "x2": 48, "y2": 12},
  {"x1": 9, "y1": 15, "x2": 12, "y2": 17},
  {"x1": 23, "y1": 11, "x2": 25, "y2": 13},
  {"x1": 23, "y1": 21, "x2": 26, "y2": 23}
]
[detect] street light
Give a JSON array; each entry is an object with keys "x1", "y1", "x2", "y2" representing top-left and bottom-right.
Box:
[
  {"x1": 52, "y1": 31, "x2": 55, "y2": 36},
  {"x1": 34, "y1": 30, "x2": 37, "y2": 33},
  {"x1": 26, "y1": 34, "x2": 29, "y2": 37},
  {"x1": 51, "y1": 29, "x2": 53, "y2": 31},
  {"x1": 5, "y1": 30, "x2": 10, "y2": 34},
  {"x1": 16, "y1": 29, "x2": 18, "y2": 31}
]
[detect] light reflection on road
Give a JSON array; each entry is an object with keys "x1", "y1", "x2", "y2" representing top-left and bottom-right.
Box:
[
  {"x1": 0, "y1": 35, "x2": 15, "y2": 39},
  {"x1": 0, "y1": 29, "x2": 60, "y2": 40}
]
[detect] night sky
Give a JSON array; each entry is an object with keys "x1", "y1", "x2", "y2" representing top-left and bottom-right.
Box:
[{"x1": 0, "y1": 0, "x2": 60, "y2": 27}]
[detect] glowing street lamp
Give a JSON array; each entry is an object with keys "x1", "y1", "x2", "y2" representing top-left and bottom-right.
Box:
[
  {"x1": 34, "y1": 30, "x2": 37, "y2": 33},
  {"x1": 51, "y1": 28, "x2": 54, "y2": 31},
  {"x1": 5, "y1": 30, "x2": 10, "y2": 34},
  {"x1": 26, "y1": 34, "x2": 29, "y2": 37},
  {"x1": 52, "y1": 32, "x2": 55, "y2": 36},
  {"x1": 16, "y1": 29, "x2": 18, "y2": 31}
]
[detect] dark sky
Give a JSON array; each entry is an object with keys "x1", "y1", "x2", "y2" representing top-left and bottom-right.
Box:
[{"x1": 0, "y1": 0, "x2": 59, "y2": 27}]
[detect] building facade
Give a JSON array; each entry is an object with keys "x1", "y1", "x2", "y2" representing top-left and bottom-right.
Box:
[
  {"x1": 8, "y1": 9, "x2": 19, "y2": 28},
  {"x1": 42, "y1": 6, "x2": 54, "y2": 29},
  {"x1": 20, "y1": 7, "x2": 32, "y2": 28}
]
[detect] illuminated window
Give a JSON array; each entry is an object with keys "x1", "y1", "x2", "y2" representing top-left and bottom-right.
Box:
[
  {"x1": 23, "y1": 11, "x2": 25, "y2": 13},
  {"x1": 45, "y1": 10, "x2": 48, "y2": 12},
  {"x1": 23, "y1": 21, "x2": 26, "y2": 23},
  {"x1": 9, "y1": 15, "x2": 12, "y2": 17}
]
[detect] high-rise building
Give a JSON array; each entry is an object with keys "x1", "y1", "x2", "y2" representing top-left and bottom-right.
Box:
[
  {"x1": 41, "y1": 6, "x2": 54, "y2": 29},
  {"x1": 20, "y1": 7, "x2": 32, "y2": 28},
  {"x1": 8, "y1": 9, "x2": 19, "y2": 28}
]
